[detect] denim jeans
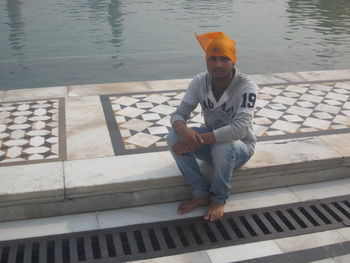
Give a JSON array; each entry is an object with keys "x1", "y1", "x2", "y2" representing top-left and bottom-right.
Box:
[{"x1": 167, "y1": 127, "x2": 252, "y2": 204}]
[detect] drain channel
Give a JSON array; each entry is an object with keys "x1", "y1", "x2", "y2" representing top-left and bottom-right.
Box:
[{"x1": 1, "y1": 195, "x2": 350, "y2": 263}]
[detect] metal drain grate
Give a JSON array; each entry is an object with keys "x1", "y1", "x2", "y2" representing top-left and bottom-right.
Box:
[{"x1": 1, "y1": 195, "x2": 350, "y2": 263}]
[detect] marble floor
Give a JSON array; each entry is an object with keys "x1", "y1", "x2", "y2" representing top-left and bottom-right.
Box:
[
  {"x1": 0, "y1": 71, "x2": 350, "y2": 166},
  {"x1": 101, "y1": 80, "x2": 350, "y2": 155}
]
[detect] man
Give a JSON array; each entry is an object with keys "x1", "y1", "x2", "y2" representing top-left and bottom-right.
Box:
[{"x1": 167, "y1": 32, "x2": 258, "y2": 221}]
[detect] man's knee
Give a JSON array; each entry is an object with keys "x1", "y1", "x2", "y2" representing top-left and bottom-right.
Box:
[{"x1": 211, "y1": 142, "x2": 234, "y2": 158}]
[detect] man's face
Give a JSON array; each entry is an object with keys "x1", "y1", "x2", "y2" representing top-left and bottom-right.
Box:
[{"x1": 206, "y1": 56, "x2": 234, "y2": 80}]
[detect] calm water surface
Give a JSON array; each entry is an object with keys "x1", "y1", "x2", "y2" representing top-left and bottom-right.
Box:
[{"x1": 0, "y1": 0, "x2": 350, "y2": 90}]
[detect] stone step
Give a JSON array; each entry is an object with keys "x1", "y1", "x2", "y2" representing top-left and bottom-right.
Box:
[{"x1": 0, "y1": 133, "x2": 349, "y2": 222}]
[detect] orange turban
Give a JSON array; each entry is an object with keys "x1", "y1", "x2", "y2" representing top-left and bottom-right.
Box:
[{"x1": 195, "y1": 32, "x2": 236, "y2": 63}]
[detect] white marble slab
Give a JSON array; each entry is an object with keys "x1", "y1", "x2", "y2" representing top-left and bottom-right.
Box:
[
  {"x1": 0, "y1": 212, "x2": 98, "y2": 241},
  {"x1": 65, "y1": 92, "x2": 108, "y2": 162},
  {"x1": 255, "y1": 99, "x2": 269, "y2": 108},
  {"x1": 147, "y1": 78, "x2": 191, "y2": 91},
  {"x1": 272, "y1": 95, "x2": 297, "y2": 105},
  {"x1": 298, "y1": 69, "x2": 350, "y2": 81},
  {"x1": 97, "y1": 202, "x2": 205, "y2": 229},
  {"x1": 303, "y1": 117, "x2": 331, "y2": 129},
  {"x1": 260, "y1": 87, "x2": 283, "y2": 96},
  {"x1": 65, "y1": 95, "x2": 102, "y2": 107},
  {"x1": 253, "y1": 124, "x2": 269, "y2": 136},
  {"x1": 125, "y1": 251, "x2": 211, "y2": 263},
  {"x1": 121, "y1": 119, "x2": 153, "y2": 132},
  {"x1": 326, "y1": 92, "x2": 349, "y2": 102},
  {"x1": 288, "y1": 178, "x2": 350, "y2": 201},
  {"x1": 311, "y1": 83, "x2": 333, "y2": 92},
  {"x1": 287, "y1": 105, "x2": 313, "y2": 117},
  {"x1": 66, "y1": 101, "x2": 106, "y2": 126},
  {"x1": 310, "y1": 255, "x2": 350, "y2": 263},
  {"x1": 255, "y1": 108, "x2": 284, "y2": 119},
  {"x1": 248, "y1": 74, "x2": 287, "y2": 85},
  {"x1": 300, "y1": 93, "x2": 323, "y2": 103},
  {"x1": 68, "y1": 81, "x2": 150, "y2": 96},
  {"x1": 125, "y1": 132, "x2": 160, "y2": 147},
  {"x1": 3, "y1": 86, "x2": 67, "y2": 102},
  {"x1": 207, "y1": 240, "x2": 282, "y2": 263},
  {"x1": 283, "y1": 114, "x2": 303, "y2": 122},
  {"x1": 271, "y1": 120, "x2": 300, "y2": 133},
  {"x1": 319, "y1": 133, "x2": 350, "y2": 158},
  {"x1": 66, "y1": 122, "x2": 114, "y2": 160},
  {"x1": 335, "y1": 82, "x2": 350, "y2": 90},
  {"x1": 333, "y1": 115, "x2": 350, "y2": 126},
  {"x1": 150, "y1": 104, "x2": 177, "y2": 115},
  {"x1": 336, "y1": 227, "x2": 350, "y2": 242},
  {"x1": 269, "y1": 103, "x2": 287, "y2": 110},
  {"x1": 0, "y1": 162, "x2": 64, "y2": 201},
  {"x1": 113, "y1": 96, "x2": 140, "y2": 106},
  {"x1": 315, "y1": 104, "x2": 341, "y2": 115},
  {"x1": 272, "y1": 72, "x2": 308, "y2": 82},
  {"x1": 64, "y1": 152, "x2": 179, "y2": 191},
  {"x1": 244, "y1": 137, "x2": 341, "y2": 169},
  {"x1": 117, "y1": 106, "x2": 145, "y2": 118},
  {"x1": 225, "y1": 187, "x2": 299, "y2": 212},
  {"x1": 273, "y1": 229, "x2": 346, "y2": 253}
]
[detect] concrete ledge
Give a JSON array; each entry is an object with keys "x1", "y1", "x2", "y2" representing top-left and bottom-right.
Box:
[
  {"x1": 0, "y1": 159, "x2": 348, "y2": 222},
  {"x1": 0, "y1": 162, "x2": 64, "y2": 204},
  {"x1": 0, "y1": 135, "x2": 349, "y2": 222}
]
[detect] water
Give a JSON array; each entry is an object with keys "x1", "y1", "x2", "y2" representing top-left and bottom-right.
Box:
[{"x1": 0, "y1": 0, "x2": 350, "y2": 90}]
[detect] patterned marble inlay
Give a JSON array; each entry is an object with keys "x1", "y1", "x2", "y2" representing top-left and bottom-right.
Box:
[
  {"x1": 0, "y1": 99, "x2": 64, "y2": 165},
  {"x1": 105, "y1": 92, "x2": 203, "y2": 153},
  {"x1": 255, "y1": 81, "x2": 350, "y2": 136},
  {"x1": 102, "y1": 80, "x2": 350, "y2": 155}
]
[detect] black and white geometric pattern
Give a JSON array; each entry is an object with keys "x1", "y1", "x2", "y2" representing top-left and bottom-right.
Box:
[
  {"x1": 255, "y1": 81, "x2": 350, "y2": 136},
  {"x1": 103, "y1": 80, "x2": 350, "y2": 155},
  {"x1": 0, "y1": 99, "x2": 62, "y2": 165},
  {"x1": 108, "y1": 92, "x2": 203, "y2": 150}
]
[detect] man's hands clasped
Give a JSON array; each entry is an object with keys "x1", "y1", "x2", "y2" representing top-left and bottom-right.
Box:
[{"x1": 172, "y1": 126, "x2": 204, "y2": 155}]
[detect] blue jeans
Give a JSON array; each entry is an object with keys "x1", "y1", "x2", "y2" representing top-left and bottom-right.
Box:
[{"x1": 167, "y1": 127, "x2": 252, "y2": 204}]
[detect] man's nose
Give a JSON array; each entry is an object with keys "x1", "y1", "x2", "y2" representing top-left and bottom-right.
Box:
[{"x1": 214, "y1": 60, "x2": 222, "y2": 67}]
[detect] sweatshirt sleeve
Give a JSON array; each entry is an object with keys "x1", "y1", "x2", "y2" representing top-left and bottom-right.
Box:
[
  {"x1": 213, "y1": 80, "x2": 258, "y2": 142},
  {"x1": 170, "y1": 75, "x2": 201, "y2": 125},
  {"x1": 170, "y1": 101, "x2": 197, "y2": 125},
  {"x1": 213, "y1": 112, "x2": 254, "y2": 142}
]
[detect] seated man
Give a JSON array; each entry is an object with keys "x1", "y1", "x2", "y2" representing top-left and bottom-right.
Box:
[{"x1": 167, "y1": 32, "x2": 258, "y2": 221}]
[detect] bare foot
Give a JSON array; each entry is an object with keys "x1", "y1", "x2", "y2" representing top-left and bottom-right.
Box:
[
  {"x1": 204, "y1": 201, "x2": 225, "y2": 221},
  {"x1": 177, "y1": 198, "x2": 210, "y2": 215}
]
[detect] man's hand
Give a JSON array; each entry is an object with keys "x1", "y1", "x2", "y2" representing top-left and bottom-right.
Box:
[
  {"x1": 172, "y1": 121, "x2": 204, "y2": 155},
  {"x1": 173, "y1": 128, "x2": 204, "y2": 155}
]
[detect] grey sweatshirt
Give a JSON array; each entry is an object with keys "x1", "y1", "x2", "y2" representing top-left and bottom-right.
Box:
[{"x1": 170, "y1": 69, "x2": 258, "y2": 154}]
